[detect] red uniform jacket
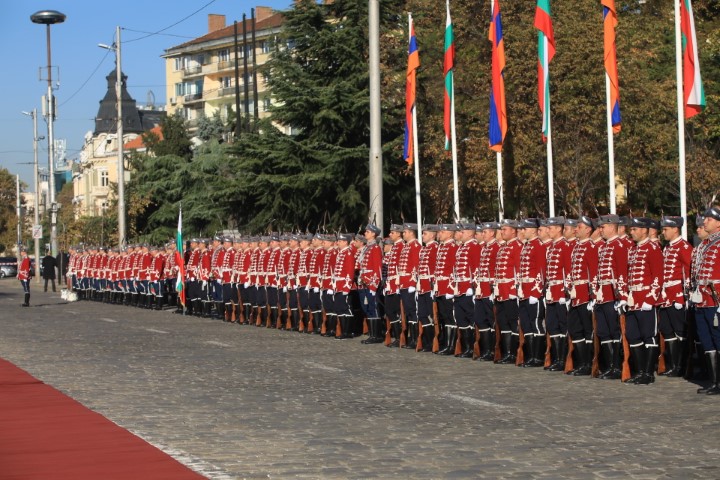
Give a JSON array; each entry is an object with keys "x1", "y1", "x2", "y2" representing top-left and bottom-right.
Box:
[
  {"x1": 569, "y1": 238, "x2": 599, "y2": 307},
  {"x1": 454, "y1": 239, "x2": 481, "y2": 296},
  {"x1": 518, "y1": 237, "x2": 547, "y2": 300},
  {"x1": 627, "y1": 238, "x2": 663, "y2": 310},
  {"x1": 321, "y1": 247, "x2": 338, "y2": 290},
  {"x1": 692, "y1": 232, "x2": 720, "y2": 308},
  {"x1": 17, "y1": 257, "x2": 31, "y2": 281},
  {"x1": 544, "y1": 237, "x2": 573, "y2": 304},
  {"x1": 593, "y1": 236, "x2": 629, "y2": 304},
  {"x1": 476, "y1": 240, "x2": 500, "y2": 299},
  {"x1": 494, "y1": 238, "x2": 522, "y2": 301},
  {"x1": 332, "y1": 245, "x2": 356, "y2": 293},
  {"x1": 358, "y1": 243, "x2": 382, "y2": 292},
  {"x1": 398, "y1": 239, "x2": 421, "y2": 290},
  {"x1": 434, "y1": 239, "x2": 458, "y2": 297},
  {"x1": 661, "y1": 237, "x2": 692, "y2": 307},
  {"x1": 221, "y1": 247, "x2": 235, "y2": 284},
  {"x1": 417, "y1": 241, "x2": 438, "y2": 294}
]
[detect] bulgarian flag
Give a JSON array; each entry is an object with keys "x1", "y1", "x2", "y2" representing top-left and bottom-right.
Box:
[
  {"x1": 443, "y1": 0, "x2": 455, "y2": 151},
  {"x1": 488, "y1": 0, "x2": 507, "y2": 152},
  {"x1": 602, "y1": 0, "x2": 621, "y2": 134},
  {"x1": 535, "y1": 0, "x2": 555, "y2": 143},
  {"x1": 175, "y1": 208, "x2": 186, "y2": 307},
  {"x1": 680, "y1": 0, "x2": 705, "y2": 118}
]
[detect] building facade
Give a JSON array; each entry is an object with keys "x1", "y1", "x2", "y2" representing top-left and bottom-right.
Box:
[{"x1": 162, "y1": 8, "x2": 283, "y2": 133}]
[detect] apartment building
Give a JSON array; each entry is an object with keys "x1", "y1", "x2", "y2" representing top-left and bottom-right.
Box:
[{"x1": 162, "y1": 7, "x2": 283, "y2": 131}]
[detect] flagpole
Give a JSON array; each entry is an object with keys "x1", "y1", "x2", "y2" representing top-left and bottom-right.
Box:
[
  {"x1": 605, "y1": 73, "x2": 617, "y2": 214},
  {"x1": 674, "y1": 0, "x2": 688, "y2": 240},
  {"x1": 547, "y1": 103, "x2": 555, "y2": 217},
  {"x1": 451, "y1": 84, "x2": 460, "y2": 220},
  {"x1": 409, "y1": 14, "x2": 422, "y2": 239},
  {"x1": 491, "y1": 0, "x2": 504, "y2": 222}
]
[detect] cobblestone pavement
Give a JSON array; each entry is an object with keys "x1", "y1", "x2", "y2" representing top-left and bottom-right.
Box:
[{"x1": 1, "y1": 279, "x2": 719, "y2": 479}]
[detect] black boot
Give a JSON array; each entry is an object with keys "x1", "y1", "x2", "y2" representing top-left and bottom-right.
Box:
[
  {"x1": 436, "y1": 326, "x2": 454, "y2": 354},
  {"x1": 155, "y1": 296, "x2": 163, "y2": 311},
  {"x1": 548, "y1": 336, "x2": 567, "y2": 371},
  {"x1": 674, "y1": 339, "x2": 688, "y2": 377},
  {"x1": 312, "y1": 312, "x2": 322, "y2": 334},
  {"x1": 419, "y1": 324, "x2": 434, "y2": 352},
  {"x1": 461, "y1": 328, "x2": 475, "y2": 358},
  {"x1": 638, "y1": 346, "x2": 658, "y2": 385},
  {"x1": 571, "y1": 342, "x2": 592, "y2": 376},
  {"x1": 201, "y1": 301, "x2": 210, "y2": 318},
  {"x1": 291, "y1": 310, "x2": 300, "y2": 331},
  {"x1": 496, "y1": 333, "x2": 515, "y2": 364},
  {"x1": 478, "y1": 330, "x2": 492, "y2": 361},
  {"x1": 403, "y1": 323, "x2": 416, "y2": 349},
  {"x1": 600, "y1": 342, "x2": 622, "y2": 379},
  {"x1": 439, "y1": 327, "x2": 457, "y2": 355},
  {"x1": 697, "y1": 351, "x2": 718, "y2": 393},
  {"x1": 22, "y1": 293, "x2": 30, "y2": 307},
  {"x1": 387, "y1": 322, "x2": 401, "y2": 347},
  {"x1": 706, "y1": 351, "x2": 720, "y2": 395},
  {"x1": 659, "y1": 340, "x2": 677, "y2": 376},
  {"x1": 626, "y1": 346, "x2": 646, "y2": 384}
]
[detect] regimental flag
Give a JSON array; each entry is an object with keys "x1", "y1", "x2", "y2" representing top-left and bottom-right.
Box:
[
  {"x1": 175, "y1": 208, "x2": 186, "y2": 307},
  {"x1": 602, "y1": 0, "x2": 621, "y2": 134},
  {"x1": 488, "y1": 0, "x2": 507, "y2": 152},
  {"x1": 535, "y1": 0, "x2": 555, "y2": 143},
  {"x1": 680, "y1": 0, "x2": 705, "y2": 119},
  {"x1": 444, "y1": 0, "x2": 455, "y2": 151},
  {"x1": 404, "y1": 15, "x2": 420, "y2": 165}
]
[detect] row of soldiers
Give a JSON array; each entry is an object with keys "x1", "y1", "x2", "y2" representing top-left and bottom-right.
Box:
[{"x1": 64, "y1": 206, "x2": 720, "y2": 393}]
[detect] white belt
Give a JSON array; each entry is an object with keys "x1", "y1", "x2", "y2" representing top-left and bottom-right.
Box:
[
  {"x1": 663, "y1": 280, "x2": 681, "y2": 287},
  {"x1": 495, "y1": 278, "x2": 514, "y2": 283},
  {"x1": 629, "y1": 285, "x2": 649, "y2": 292},
  {"x1": 546, "y1": 280, "x2": 564, "y2": 286}
]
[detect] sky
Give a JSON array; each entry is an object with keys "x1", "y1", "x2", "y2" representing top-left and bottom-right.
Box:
[{"x1": 0, "y1": 0, "x2": 291, "y2": 189}]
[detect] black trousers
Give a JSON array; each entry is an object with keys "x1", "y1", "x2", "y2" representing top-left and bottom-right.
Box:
[{"x1": 496, "y1": 299, "x2": 519, "y2": 334}]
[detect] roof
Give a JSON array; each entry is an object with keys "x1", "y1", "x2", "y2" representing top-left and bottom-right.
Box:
[
  {"x1": 124, "y1": 126, "x2": 163, "y2": 150},
  {"x1": 165, "y1": 12, "x2": 284, "y2": 53}
]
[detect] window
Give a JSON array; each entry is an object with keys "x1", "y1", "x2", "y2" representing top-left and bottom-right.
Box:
[
  {"x1": 260, "y1": 40, "x2": 270, "y2": 54},
  {"x1": 263, "y1": 97, "x2": 271, "y2": 111},
  {"x1": 100, "y1": 170, "x2": 109, "y2": 187},
  {"x1": 218, "y1": 49, "x2": 230, "y2": 62},
  {"x1": 220, "y1": 76, "x2": 232, "y2": 88}
]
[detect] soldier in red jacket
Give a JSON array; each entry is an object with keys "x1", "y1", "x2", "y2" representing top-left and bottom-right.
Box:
[
  {"x1": 332, "y1": 233, "x2": 357, "y2": 339},
  {"x1": 320, "y1": 234, "x2": 339, "y2": 336},
  {"x1": 17, "y1": 248, "x2": 31, "y2": 307},
  {"x1": 517, "y1": 218, "x2": 549, "y2": 367},
  {"x1": 307, "y1": 234, "x2": 326, "y2": 334},
  {"x1": 541, "y1": 217, "x2": 573, "y2": 370},
  {"x1": 435, "y1": 224, "x2": 459, "y2": 355},
  {"x1": 566, "y1": 216, "x2": 599, "y2": 376},
  {"x1": 417, "y1": 225, "x2": 439, "y2": 352},
  {"x1": 658, "y1": 216, "x2": 693, "y2": 377},
  {"x1": 494, "y1": 219, "x2": 523, "y2": 364},
  {"x1": 359, "y1": 224, "x2": 384, "y2": 344},
  {"x1": 453, "y1": 223, "x2": 481, "y2": 358},
  {"x1": 198, "y1": 239, "x2": 213, "y2": 317},
  {"x1": 286, "y1": 234, "x2": 302, "y2": 331},
  {"x1": 147, "y1": 245, "x2": 165, "y2": 310},
  {"x1": 475, "y1": 222, "x2": 501, "y2": 360},
  {"x1": 624, "y1": 217, "x2": 664, "y2": 385},
  {"x1": 185, "y1": 239, "x2": 201, "y2": 316},
  {"x1": 399, "y1": 223, "x2": 422, "y2": 349},
  {"x1": 295, "y1": 235, "x2": 313, "y2": 332},
  {"x1": 384, "y1": 225, "x2": 405, "y2": 347},
  {"x1": 692, "y1": 206, "x2": 720, "y2": 394},
  {"x1": 593, "y1": 215, "x2": 629, "y2": 380}
]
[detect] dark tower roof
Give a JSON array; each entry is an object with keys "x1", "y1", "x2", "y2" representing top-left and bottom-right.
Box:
[{"x1": 94, "y1": 70, "x2": 145, "y2": 135}]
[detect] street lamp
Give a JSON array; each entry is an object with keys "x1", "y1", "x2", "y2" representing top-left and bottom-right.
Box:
[
  {"x1": 98, "y1": 26, "x2": 125, "y2": 248},
  {"x1": 22, "y1": 109, "x2": 44, "y2": 282},
  {"x1": 31, "y1": 9, "x2": 66, "y2": 257}
]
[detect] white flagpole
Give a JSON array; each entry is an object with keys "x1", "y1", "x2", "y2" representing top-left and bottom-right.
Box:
[
  {"x1": 451, "y1": 84, "x2": 460, "y2": 220},
  {"x1": 409, "y1": 14, "x2": 423, "y2": 240},
  {"x1": 547, "y1": 103, "x2": 555, "y2": 217},
  {"x1": 606, "y1": 73, "x2": 617, "y2": 214},
  {"x1": 674, "y1": 0, "x2": 688, "y2": 240}
]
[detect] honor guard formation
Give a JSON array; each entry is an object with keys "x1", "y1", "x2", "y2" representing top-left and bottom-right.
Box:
[{"x1": 41, "y1": 206, "x2": 720, "y2": 395}]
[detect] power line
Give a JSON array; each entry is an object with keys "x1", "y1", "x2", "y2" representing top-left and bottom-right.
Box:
[
  {"x1": 58, "y1": 49, "x2": 112, "y2": 107},
  {"x1": 123, "y1": 0, "x2": 219, "y2": 44},
  {"x1": 121, "y1": 28, "x2": 195, "y2": 40}
]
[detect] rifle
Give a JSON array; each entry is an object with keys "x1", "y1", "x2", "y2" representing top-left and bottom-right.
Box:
[
  {"x1": 564, "y1": 337, "x2": 574, "y2": 373},
  {"x1": 612, "y1": 278, "x2": 631, "y2": 381},
  {"x1": 432, "y1": 299, "x2": 440, "y2": 353},
  {"x1": 494, "y1": 304, "x2": 502, "y2": 361},
  {"x1": 286, "y1": 290, "x2": 292, "y2": 330},
  {"x1": 473, "y1": 325, "x2": 480, "y2": 360},
  {"x1": 516, "y1": 325, "x2": 525, "y2": 366},
  {"x1": 709, "y1": 283, "x2": 720, "y2": 328},
  {"x1": 399, "y1": 298, "x2": 407, "y2": 348}
]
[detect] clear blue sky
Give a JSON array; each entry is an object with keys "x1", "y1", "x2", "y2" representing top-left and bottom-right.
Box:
[{"x1": 0, "y1": 0, "x2": 291, "y2": 188}]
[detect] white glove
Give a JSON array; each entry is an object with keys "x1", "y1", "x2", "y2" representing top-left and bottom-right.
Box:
[
  {"x1": 509, "y1": 294, "x2": 517, "y2": 300},
  {"x1": 489, "y1": 293, "x2": 495, "y2": 303},
  {"x1": 528, "y1": 296, "x2": 539, "y2": 305},
  {"x1": 243, "y1": 282, "x2": 250, "y2": 289},
  {"x1": 673, "y1": 302, "x2": 684, "y2": 310},
  {"x1": 641, "y1": 302, "x2": 653, "y2": 311},
  {"x1": 466, "y1": 288, "x2": 473, "y2": 297},
  {"x1": 216, "y1": 279, "x2": 222, "y2": 284},
  {"x1": 202, "y1": 281, "x2": 207, "y2": 289},
  {"x1": 408, "y1": 287, "x2": 416, "y2": 293},
  {"x1": 587, "y1": 300, "x2": 596, "y2": 311},
  {"x1": 313, "y1": 287, "x2": 319, "y2": 293},
  {"x1": 559, "y1": 298, "x2": 567, "y2": 305},
  {"x1": 615, "y1": 300, "x2": 627, "y2": 314},
  {"x1": 283, "y1": 287, "x2": 288, "y2": 293},
  {"x1": 430, "y1": 291, "x2": 435, "y2": 299},
  {"x1": 327, "y1": 289, "x2": 334, "y2": 295},
  {"x1": 369, "y1": 289, "x2": 376, "y2": 296},
  {"x1": 444, "y1": 294, "x2": 454, "y2": 300}
]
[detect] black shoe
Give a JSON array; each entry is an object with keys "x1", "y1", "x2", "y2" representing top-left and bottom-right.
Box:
[{"x1": 438, "y1": 327, "x2": 457, "y2": 355}]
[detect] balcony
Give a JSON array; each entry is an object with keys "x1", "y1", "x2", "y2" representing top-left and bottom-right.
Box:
[
  {"x1": 184, "y1": 93, "x2": 203, "y2": 103},
  {"x1": 219, "y1": 87, "x2": 236, "y2": 97},
  {"x1": 182, "y1": 65, "x2": 203, "y2": 78}
]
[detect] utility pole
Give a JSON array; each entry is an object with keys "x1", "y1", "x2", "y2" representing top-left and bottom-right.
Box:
[
  {"x1": 31, "y1": 10, "x2": 66, "y2": 257},
  {"x1": 368, "y1": 0, "x2": 383, "y2": 232},
  {"x1": 22, "y1": 109, "x2": 42, "y2": 281}
]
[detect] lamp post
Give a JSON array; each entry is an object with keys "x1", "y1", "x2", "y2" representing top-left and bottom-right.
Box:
[
  {"x1": 99, "y1": 26, "x2": 125, "y2": 248},
  {"x1": 31, "y1": 9, "x2": 66, "y2": 257},
  {"x1": 22, "y1": 109, "x2": 43, "y2": 282}
]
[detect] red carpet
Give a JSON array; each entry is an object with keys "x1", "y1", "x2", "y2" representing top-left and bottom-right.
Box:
[{"x1": 0, "y1": 359, "x2": 205, "y2": 479}]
